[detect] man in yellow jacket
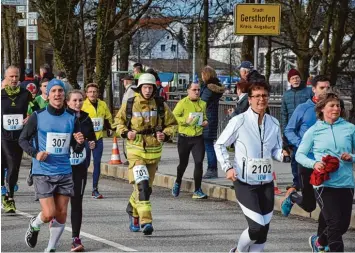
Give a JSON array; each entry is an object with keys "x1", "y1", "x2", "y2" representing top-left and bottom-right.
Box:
[
  {"x1": 82, "y1": 83, "x2": 113, "y2": 199},
  {"x1": 114, "y1": 73, "x2": 177, "y2": 235},
  {"x1": 172, "y1": 82, "x2": 208, "y2": 199}
]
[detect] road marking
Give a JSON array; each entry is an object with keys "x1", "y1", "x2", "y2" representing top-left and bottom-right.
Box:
[{"x1": 2, "y1": 208, "x2": 137, "y2": 252}]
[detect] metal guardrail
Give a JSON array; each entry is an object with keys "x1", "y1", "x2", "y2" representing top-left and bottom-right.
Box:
[{"x1": 167, "y1": 98, "x2": 351, "y2": 137}]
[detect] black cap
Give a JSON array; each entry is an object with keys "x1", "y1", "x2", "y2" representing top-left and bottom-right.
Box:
[
  {"x1": 133, "y1": 62, "x2": 143, "y2": 68},
  {"x1": 25, "y1": 68, "x2": 33, "y2": 76},
  {"x1": 121, "y1": 75, "x2": 134, "y2": 81}
]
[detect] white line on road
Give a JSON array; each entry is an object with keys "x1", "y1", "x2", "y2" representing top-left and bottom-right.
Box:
[{"x1": 2, "y1": 208, "x2": 137, "y2": 252}]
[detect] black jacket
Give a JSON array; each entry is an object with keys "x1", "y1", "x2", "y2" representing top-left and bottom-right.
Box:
[{"x1": 1, "y1": 87, "x2": 32, "y2": 141}]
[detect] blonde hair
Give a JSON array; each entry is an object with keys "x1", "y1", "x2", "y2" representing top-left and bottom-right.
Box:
[
  {"x1": 201, "y1": 65, "x2": 217, "y2": 82},
  {"x1": 85, "y1": 83, "x2": 99, "y2": 92},
  {"x1": 66, "y1": 89, "x2": 85, "y2": 101}
]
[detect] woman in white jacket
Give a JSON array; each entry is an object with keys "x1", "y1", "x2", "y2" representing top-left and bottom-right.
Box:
[{"x1": 215, "y1": 77, "x2": 289, "y2": 252}]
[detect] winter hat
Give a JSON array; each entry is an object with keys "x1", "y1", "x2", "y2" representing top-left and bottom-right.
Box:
[
  {"x1": 46, "y1": 78, "x2": 66, "y2": 94},
  {"x1": 287, "y1": 69, "x2": 301, "y2": 81}
]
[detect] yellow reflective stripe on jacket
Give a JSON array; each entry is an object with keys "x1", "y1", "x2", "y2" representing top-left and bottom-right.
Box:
[{"x1": 81, "y1": 98, "x2": 113, "y2": 140}]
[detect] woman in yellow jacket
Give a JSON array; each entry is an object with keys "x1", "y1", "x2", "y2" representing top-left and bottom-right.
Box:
[
  {"x1": 172, "y1": 82, "x2": 209, "y2": 199},
  {"x1": 81, "y1": 83, "x2": 113, "y2": 199}
]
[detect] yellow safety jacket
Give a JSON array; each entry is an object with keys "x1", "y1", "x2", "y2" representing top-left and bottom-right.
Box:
[
  {"x1": 114, "y1": 94, "x2": 177, "y2": 160},
  {"x1": 82, "y1": 98, "x2": 113, "y2": 140},
  {"x1": 173, "y1": 97, "x2": 207, "y2": 137}
]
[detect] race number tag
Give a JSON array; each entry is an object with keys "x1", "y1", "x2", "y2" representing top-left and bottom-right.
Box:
[
  {"x1": 247, "y1": 158, "x2": 273, "y2": 183},
  {"x1": 92, "y1": 117, "x2": 103, "y2": 132},
  {"x1": 69, "y1": 147, "x2": 86, "y2": 165},
  {"x1": 46, "y1": 132, "x2": 70, "y2": 154},
  {"x1": 133, "y1": 165, "x2": 149, "y2": 183},
  {"x1": 3, "y1": 114, "x2": 23, "y2": 131},
  {"x1": 189, "y1": 112, "x2": 203, "y2": 126}
]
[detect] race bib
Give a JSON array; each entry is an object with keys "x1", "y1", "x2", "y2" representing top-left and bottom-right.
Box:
[
  {"x1": 189, "y1": 112, "x2": 203, "y2": 126},
  {"x1": 3, "y1": 114, "x2": 23, "y2": 131},
  {"x1": 70, "y1": 147, "x2": 86, "y2": 165},
  {"x1": 247, "y1": 158, "x2": 273, "y2": 183},
  {"x1": 46, "y1": 132, "x2": 71, "y2": 154},
  {"x1": 92, "y1": 117, "x2": 103, "y2": 132},
  {"x1": 133, "y1": 165, "x2": 149, "y2": 183}
]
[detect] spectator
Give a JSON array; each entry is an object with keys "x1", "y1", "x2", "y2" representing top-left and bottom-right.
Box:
[
  {"x1": 133, "y1": 62, "x2": 143, "y2": 86},
  {"x1": 121, "y1": 75, "x2": 136, "y2": 103},
  {"x1": 229, "y1": 79, "x2": 250, "y2": 117},
  {"x1": 20, "y1": 69, "x2": 39, "y2": 98},
  {"x1": 200, "y1": 66, "x2": 225, "y2": 179},
  {"x1": 281, "y1": 68, "x2": 313, "y2": 190},
  {"x1": 238, "y1": 61, "x2": 254, "y2": 82}
]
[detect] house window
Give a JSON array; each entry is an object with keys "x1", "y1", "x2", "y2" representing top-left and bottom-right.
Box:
[
  {"x1": 161, "y1": 44, "x2": 165, "y2": 51},
  {"x1": 171, "y1": 45, "x2": 176, "y2": 52}
]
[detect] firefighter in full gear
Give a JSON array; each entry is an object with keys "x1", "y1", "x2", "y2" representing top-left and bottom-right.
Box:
[{"x1": 114, "y1": 73, "x2": 177, "y2": 235}]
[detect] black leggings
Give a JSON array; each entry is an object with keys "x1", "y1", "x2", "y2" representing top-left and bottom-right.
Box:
[
  {"x1": 1, "y1": 139, "x2": 23, "y2": 198},
  {"x1": 315, "y1": 187, "x2": 354, "y2": 252},
  {"x1": 290, "y1": 164, "x2": 327, "y2": 237},
  {"x1": 234, "y1": 180, "x2": 274, "y2": 244},
  {"x1": 176, "y1": 135, "x2": 205, "y2": 191},
  {"x1": 70, "y1": 163, "x2": 88, "y2": 238}
]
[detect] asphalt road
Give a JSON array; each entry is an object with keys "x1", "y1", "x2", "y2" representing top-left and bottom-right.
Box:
[{"x1": 2, "y1": 159, "x2": 355, "y2": 252}]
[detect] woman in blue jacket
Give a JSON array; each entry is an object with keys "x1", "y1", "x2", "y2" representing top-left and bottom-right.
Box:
[
  {"x1": 200, "y1": 66, "x2": 225, "y2": 179},
  {"x1": 296, "y1": 92, "x2": 354, "y2": 252}
]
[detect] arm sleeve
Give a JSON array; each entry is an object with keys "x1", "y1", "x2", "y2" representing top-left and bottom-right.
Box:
[
  {"x1": 295, "y1": 127, "x2": 317, "y2": 169},
  {"x1": 71, "y1": 117, "x2": 85, "y2": 153},
  {"x1": 18, "y1": 113, "x2": 39, "y2": 158},
  {"x1": 86, "y1": 118, "x2": 97, "y2": 142},
  {"x1": 271, "y1": 128, "x2": 283, "y2": 162},
  {"x1": 162, "y1": 102, "x2": 178, "y2": 140},
  {"x1": 351, "y1": 126, "x2": 355, "y2": 162},
  {"x1": 203, "y1": 103, "x2": 208, "y2": 121},
  {"x1": 104, "y1": 103, "x2": 114, "y2": 129},
  {"x1": 214, "y1": 116, "x2": 242, "y2": 172},
  {"x1": 114, "y1": 103, "x2": 129, "y2": 138},
  {"x1": 284, "y1": 106, "x2": 302, "y2": 147},
  {"x1": 200, "y1": 87, "x2": 212, "y2": 103},
  {"x1": 172, "y1": 101, "x2": 188, "y2": 126}
]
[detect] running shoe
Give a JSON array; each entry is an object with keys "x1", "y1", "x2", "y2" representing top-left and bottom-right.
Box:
[
  {"x1": 129, "y1": 215, "x2": 140, "y2": 232},
  {"x1": 229, "y1": 247, "x2": 237, "y2": 253},
  {"x1": 44, "y1": 248, "x2": 56, "y2": 252},
  {"x1": 27, "y1": 173, "x2": 33, "y2": 186},
  {"x1": 3, "y1": 198, "x2": 16, "y2": 213},
  {"x1": 192, "y1": 188, "x2": 208, "y2": 199},
  {"x1": 281, "y1": 187, "x2": 296, "y2": 217},
  {"x1": 92, "y1": 189, "x2": 103, "y2": 199},
  {"x1": 286, "y1": 184, "x2": 300, "y2": 191},
  {"x1": 1, "y1": 186, "x2": 6, "y2": 196},
  {"x1": 14, "y1": 184, "x2": 18, "y2": 192},
  {"x1": 141, "y1": 223, "x2": 154, "y2": 235},
  {"x1": 309, "y1": 235, "x2": 327, "y2": 252},
  {"x1": 172, "y1": 181, "x2": 181, "y2": 197},
  {"x1": 25, "y1": 216, "x2": 40, "y2": 248},
  {"x1": 71, "y1": 237, "x2": 84, "y2": 252}
]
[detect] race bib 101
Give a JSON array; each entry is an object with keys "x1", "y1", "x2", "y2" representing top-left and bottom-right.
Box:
[
  {"x1": 247, "y1": 158, "x2": 274, "y2": 183},
  {"x1": 92, "y1": 117, "x2": 103, "y2": 132},
  {"x1": 3, "y1": 114, "x2": 23, "y2": 131},
  {"x1": 70, "y1": 147, "x2": 86, "y2": 165},
  {"x1": 46, "y1": 132, "x2": 71, "y2": 154},
  {"x1": 133, "y1": 165, "x2": 149, "y2": 183}
]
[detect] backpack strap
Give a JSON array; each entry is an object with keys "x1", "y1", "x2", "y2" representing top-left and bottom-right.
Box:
[
  {"x1": 154, "y1": 96, "x2": 165, "y2": 129},
  {"x1": 125, "y1": 96, "x2": 135, "y2": 130}
]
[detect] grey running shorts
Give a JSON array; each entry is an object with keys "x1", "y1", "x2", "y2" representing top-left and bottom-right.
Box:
[{"x1": 33, "y1": 174, "x2": 74, "y2": 199}]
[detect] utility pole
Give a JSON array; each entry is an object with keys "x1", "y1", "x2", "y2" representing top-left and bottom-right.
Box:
[
  {"x1": 25, "y1": 0, "x2": 30, "y2": 69},
  {"x1": 192, "y1": 0, "x2": 196, "y2": 82},
  {"x1": 253, "y1": 0, "x2": 259, "y2": 69}
]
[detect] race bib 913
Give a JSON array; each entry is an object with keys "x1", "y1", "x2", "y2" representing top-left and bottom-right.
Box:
[
  {"x1": 3, "y1": 114, "x2": 23, "y2": 131},
  {"x1": 46, "y1": 132, "x2": 71, "y2": 154}
]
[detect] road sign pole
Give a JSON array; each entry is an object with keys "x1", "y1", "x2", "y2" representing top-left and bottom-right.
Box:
[
  {"x1": 253, "y1": 0, "x2": 258, "y2": 70},
  {"x1": 25, "y1": 0, "x2": 30, "y2": 69}
]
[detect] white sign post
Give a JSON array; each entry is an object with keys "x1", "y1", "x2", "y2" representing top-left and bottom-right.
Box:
[{"x1": 1, "y1": 0, "x2": 26, "y2": 5}]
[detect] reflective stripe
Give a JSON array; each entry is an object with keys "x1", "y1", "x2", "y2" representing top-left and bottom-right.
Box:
[
  {"x1": 132, "y1": 111, "x2": 157, "y2": 117},
  {"x1": 237, "y1": 200, "x2": 273, "y2": 226}
]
